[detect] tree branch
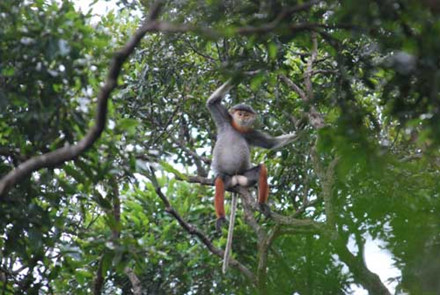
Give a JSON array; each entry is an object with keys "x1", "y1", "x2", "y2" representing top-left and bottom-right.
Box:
[
  {"x1": 0, "y1": 1, "x2": 343, "y2": 198},
  {"x1": 124, "y1": 267, "x2": 143, "y2": 295},
  {"x1": 279, "y1": 74, "x2": 325, "y2": 129},
  {"x1": 257, "y1": 225, "x2": 281, "y2": 293},
  {"x1": 93, "y1": 257, "x2": 104, "y2": 295},
  {"x1": 313, "y1": 154, "x2": 391, "y2": 294},
  {"x1": 333, "y1": 238, "x2": 391, "y2": 295},
  {"x1": 304, "y1": 32, "x2": 318, "y2": 100},
  {"x1": 0, "y1": 1, "x2": 164, "y2": 198},
  {"x1": 236, "y1": 187, "x2": 265, "y2": 242},
  {"x1": 279, "y1": 74, "x2": 308, "y2": 101},
  {"x1": 148, "y1": 168, "x2": 256, "y2": 284}
]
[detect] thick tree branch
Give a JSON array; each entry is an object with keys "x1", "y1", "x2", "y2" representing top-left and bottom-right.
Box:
[
  {"x1": 236, "y1": 187, "x2": 265, "y2": 242},
  {"x1": 314, "y1": 154, "x2": 390, "y2": 294},
  {"x1": 333, "y1": 238, "x2": 391, "y2": 295},
  {"x1": 0, "y1": 2, "x2": 164, "y2": 198},
  {"x1": 257, "y1": 225, "x2": 280, "y2": 293}
]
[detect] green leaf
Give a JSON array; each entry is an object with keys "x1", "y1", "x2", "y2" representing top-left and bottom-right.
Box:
[
  {"x1": 159, "y1": 161, "x2": 188, "y2": 180},
  {"x1": 119, "y1": 118, "x2": 139, "y2": 135}
]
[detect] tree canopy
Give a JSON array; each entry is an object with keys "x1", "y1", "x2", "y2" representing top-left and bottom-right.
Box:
[{"x1": 1, "y1": 0, "x2": 440, "y2": 294}]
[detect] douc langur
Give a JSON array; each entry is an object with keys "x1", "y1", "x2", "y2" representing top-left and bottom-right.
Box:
[
  {"x1": 207, "y1": 80, "x2": 297, "y2": 231},
  {"x1": 206, "y1": 80, "x2": 297, "y2": 273}
]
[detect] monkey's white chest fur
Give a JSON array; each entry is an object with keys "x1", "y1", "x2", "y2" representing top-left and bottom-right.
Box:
[{"x1": 212, "y1": 129, "x2": 251, "y2": 175}]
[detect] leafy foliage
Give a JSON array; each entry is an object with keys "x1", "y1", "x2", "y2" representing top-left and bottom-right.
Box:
[{"x1": 1, "y1": 0, "x2": 440, "y2": 294}]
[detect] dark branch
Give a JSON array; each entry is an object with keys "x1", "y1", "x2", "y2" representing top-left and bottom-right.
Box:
[
  {"x1": 333, "y1": 238, "x2": 391, "y2": 295},
  {"x1": 0, "y1": 2, "x2": 164, "y2": 198},
  {"x1": 93, "y1": 257, "x2": 104, "y2": 295}
]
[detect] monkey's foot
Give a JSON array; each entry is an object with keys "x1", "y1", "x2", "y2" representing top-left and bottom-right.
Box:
[
  {"x1": 216, "y1": 216, "x2": 227, "y2": 233},
  {"x1": 258, "y1": 203, "x2": 271, "y2": 218}
]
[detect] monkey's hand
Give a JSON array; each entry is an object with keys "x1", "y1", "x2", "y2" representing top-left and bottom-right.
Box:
[
  {"x1": 259, "y1": 203, "x2": 272, "y2": 218},
  {"x1": 207, "y1": 79, "x2": 233, "y2": 104},
  {"x1": 216, "y1": 216, "x2": 227, "y2": 233},
  {"x1": 273, "y1": 133, "x2": 298, "y2": 149}
]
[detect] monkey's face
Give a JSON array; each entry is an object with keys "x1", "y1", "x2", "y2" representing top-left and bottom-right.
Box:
[{"x1": 231, "y1": 110, "x2": 256, "y2": 127}]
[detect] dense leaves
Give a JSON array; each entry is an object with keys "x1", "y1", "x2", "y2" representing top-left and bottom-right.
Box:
[{"x1": 1, "y1": 0, "x2": 440, "y2": 294}]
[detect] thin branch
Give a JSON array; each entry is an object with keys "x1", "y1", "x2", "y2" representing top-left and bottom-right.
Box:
[
  {"x1": 183, "y1": 38, "x2": 218, "y2": 62},
  {"x1": 124, "y1": 267, "x2": 142, "y2": 295},
  {"x1": 280, "y1": 74, "x2": 325, "y2": 129},
  {"x1": 148, "y1": 168, "x2": 256, "y2": 284},
  {"x1": 110, "y1": 176, "x2": 144, "y2": 295},
  {"x1": 175, "y1": 174, "x2": 214, "y2": 186},
  {"x1": 0, "y1": 1, "x2": 164, "y2": 198},
  {"x1": 270, "y1": 0, "x2": 322, "y2": 25},
  {"x1": 304, "y1": 32, "x2": 318, "y2": 100},
  {"x1": 272, "y1": 212, "x2": 324, "y2": 232},
  {"x1": 173, "y1": 142, "x2": 210, "y2": 176},
  {"x1": 311, "y1": 69, "x2": 338, "y2": 76},
  {"x1": 322, "y1": 157, "x2": 339, "y2": 228},
  {"x1": 93, "y1": 257, "x2": 104, "y2": 295},
  {"x1": 147, "y1": 21, "x2": 351, "y2": 39},
  {"x1": 279, "y1": 74, "x2": 308, "y2": 101}
]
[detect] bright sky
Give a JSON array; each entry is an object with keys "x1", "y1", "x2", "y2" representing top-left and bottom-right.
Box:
[
  {"x1": 352, "y1": 237, "x2": 400, "y2": 294},
  {"x1": 73, "y1": 0, "x2": 118, "y2": 17},
  {"x1": 71, "y1": 1, "x2": 401, "y2": 293}
]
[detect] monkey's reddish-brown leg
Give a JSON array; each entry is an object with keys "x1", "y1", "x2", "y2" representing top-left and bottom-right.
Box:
[
  {"x1": 214, "y1": 177, "x2": 225, "y2": 218},
  {"x1": 258, "y1": 164, "x2": 269, "y2": 204}
]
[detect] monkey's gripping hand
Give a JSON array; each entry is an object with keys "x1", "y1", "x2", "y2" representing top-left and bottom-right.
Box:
[
  {"x1": 216, "y1": 217, "x2": 227, "y2": 233},
  {"x1": 272, "y1": 133, "x2": 298, "y2": 149},
  {"x1": 206, "y1": 79, "x2": 233, "y2": 105}
]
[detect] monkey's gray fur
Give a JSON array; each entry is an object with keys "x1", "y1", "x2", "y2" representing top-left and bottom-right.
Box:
[{"x1": 206, "y1": 80, "x2": 297, "y2": 185}]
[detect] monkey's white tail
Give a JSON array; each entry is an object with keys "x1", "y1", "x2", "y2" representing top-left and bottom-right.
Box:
[{"x1": 222, "y1": 192, "x2": 238, "y2": 274}]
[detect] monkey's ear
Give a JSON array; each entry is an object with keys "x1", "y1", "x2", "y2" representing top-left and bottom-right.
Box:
[{"x1": 228, "y1": 109, "x2": 235, "y2": 115}]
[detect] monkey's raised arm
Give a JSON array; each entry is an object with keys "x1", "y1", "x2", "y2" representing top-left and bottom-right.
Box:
[
  {"x1": 206, "y1": 80, "x2": 233, "y2": 131},
  {"x1": 245, "y1": 130, "x2": 297, "y2": 150}
]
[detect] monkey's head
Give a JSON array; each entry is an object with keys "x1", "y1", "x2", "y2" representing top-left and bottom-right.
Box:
[{"x1": 229, "y1": 104, "x2": 257, "y2": 130}]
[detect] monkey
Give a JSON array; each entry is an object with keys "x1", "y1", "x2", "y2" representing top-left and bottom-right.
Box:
[{"x1": 206, "y1": 80, "x2": 297, "y2": 231}]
